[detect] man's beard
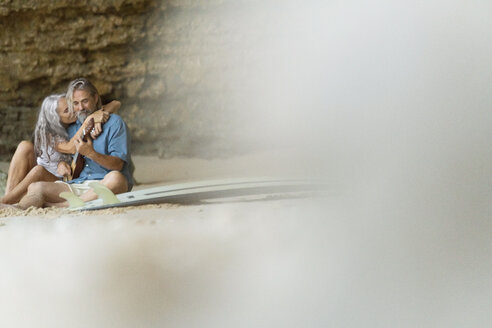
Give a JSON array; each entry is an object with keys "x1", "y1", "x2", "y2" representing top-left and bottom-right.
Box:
[{"x1": 77, "y1": 109, "x2": 90, "y2": 123}]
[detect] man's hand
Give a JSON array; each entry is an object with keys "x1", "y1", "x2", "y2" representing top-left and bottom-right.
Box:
[
  {"x1": 57, "y1": 161, "x2": 71, "y2": 177},
  {"x1": 75, "y1": 135, "x2": 95, "y2": 157}
]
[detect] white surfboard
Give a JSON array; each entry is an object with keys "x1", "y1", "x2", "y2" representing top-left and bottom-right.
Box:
[{"x1": 66, "y1": 177, "x2": 327, "y2": 211}]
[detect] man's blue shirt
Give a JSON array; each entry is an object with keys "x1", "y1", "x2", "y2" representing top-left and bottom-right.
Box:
[{"x1": 67, "y1": 114, "x2": 134, "y2": 190}]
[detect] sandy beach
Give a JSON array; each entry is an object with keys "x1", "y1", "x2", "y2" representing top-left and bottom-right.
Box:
[
  {"x1": 0, "y1": 148, "x2": 326, "y2": 217},
  {"x1": 0, "y1": 146, "x2": 491, "y2": 327},
  {"x1": 0, "y1": 150, "x2": 333, "y2": 327}
]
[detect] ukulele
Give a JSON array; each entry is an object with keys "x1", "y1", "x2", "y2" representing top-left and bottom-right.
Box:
[{"x1": 68, "y1": 117, "x2": 95, "y2": 181}]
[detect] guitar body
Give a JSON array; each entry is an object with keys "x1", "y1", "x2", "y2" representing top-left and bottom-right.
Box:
[
  {"x1": 71, "y1": 155, "x2": 85, "y2": 179},
  {"x1": 68, "y1": 118, "x2": 94, "y2": 180}
]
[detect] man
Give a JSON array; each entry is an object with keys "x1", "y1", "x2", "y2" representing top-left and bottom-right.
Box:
[{"x1": 17, "y1": 78, "x2": 133, "y2": 208}]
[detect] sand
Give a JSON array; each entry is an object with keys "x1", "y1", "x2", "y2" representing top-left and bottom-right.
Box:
[
  {"x1": 0, "y1": 148, "x2": 326, "y2": 217},
  {"x1": 0, "y1": 150, "x2": 333, "y2": 327},
  {"x1": 0, "y1": 150, "x2": 490, "y2": 327}
]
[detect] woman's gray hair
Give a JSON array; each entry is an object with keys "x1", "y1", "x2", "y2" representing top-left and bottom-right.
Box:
[
  {"x1": 33, "y1": 94, "x2": 70, "y2": 161},
  {"x1": 66, "y1": 77, "x2": 102, "y2": 114}
]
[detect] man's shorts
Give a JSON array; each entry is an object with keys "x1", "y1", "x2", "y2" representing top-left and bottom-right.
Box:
[{"x1": 55, "y1": 180, "x2": 100, "y2": 197}]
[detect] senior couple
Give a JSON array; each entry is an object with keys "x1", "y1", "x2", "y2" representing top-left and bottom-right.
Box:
[{"x1": 0, "y1": 77, "x2": 133, "y2": 209}]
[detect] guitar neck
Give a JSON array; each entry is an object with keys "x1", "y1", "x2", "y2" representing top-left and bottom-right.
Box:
[{"x1": 69, "y1": 118, "x2": 95, "y2": 180}]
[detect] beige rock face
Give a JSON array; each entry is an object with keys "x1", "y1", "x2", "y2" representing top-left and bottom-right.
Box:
[{"x1": 0, "y1": 0, "x2": 270, "y2": 160}]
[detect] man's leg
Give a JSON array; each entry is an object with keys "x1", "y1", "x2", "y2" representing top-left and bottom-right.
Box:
[
  {"x1": 5, "y1": 141, "x2": 36, "y2": 194},
  {"x1": 1, "y1": 165, "x2": 58, "y2": 204},
  {"x1": 18, "y1": 181, "x2": 70, "y2": 209},
  {"x1": 78, "y1": 171, "x2": 129, "y2": 203}
]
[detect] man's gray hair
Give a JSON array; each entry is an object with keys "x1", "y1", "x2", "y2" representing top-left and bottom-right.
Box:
[{"x1": 66, "y1": 77, "x2": 102, "y2": 114}]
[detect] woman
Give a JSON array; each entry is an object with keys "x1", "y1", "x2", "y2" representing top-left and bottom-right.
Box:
[{"x1": 1, "y1": 94, "x2": 119, "y2": 204}]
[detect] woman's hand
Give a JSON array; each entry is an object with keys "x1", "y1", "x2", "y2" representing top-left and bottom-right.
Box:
[
  {"x1": 87, "y1": 110, "x2": 110, "y2": 124},
  {"x1": 91, "y1": 122, "x2": 103, "y2": 138},
  {"x1": 57, "y1": 161, "x2": 71, "y2": 177},
  {"x1": 85, "y1": 110, "x2": 109, "y2": 138}
]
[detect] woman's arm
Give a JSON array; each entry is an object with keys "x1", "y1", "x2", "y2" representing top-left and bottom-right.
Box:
[
  {"x1": 55, "y1": 119, "x2": 93, "y2": 154},
  {"x1": 89, "y1": 100, "x2": 120, "y2": 138},
  {"x1": 55, "y1": 101, "x2": 120, "y2": 154},
  {"x1": 102, "y1": 100, "x2": 121, "y2": 113},
  {"x1": 55, "y1": 142, "x2": 76, "y2": 155}
]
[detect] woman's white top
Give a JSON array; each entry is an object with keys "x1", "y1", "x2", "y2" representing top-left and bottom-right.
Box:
[{"x1": 36, "y1": 144, "x2": 65, "y2": 178}]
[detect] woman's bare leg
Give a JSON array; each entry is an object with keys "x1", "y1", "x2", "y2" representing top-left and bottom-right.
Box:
[
  {"x1": 5, "y1": 141, "x2": 36, "y2": 194},
  {"x1": 1, "y1": 165, "x2": 58, "y2": 204}
]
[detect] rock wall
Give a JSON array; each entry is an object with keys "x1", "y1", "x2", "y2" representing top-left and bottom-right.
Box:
[{"x1": 0, "y1": 0, "x2": 271, "y2": 160}]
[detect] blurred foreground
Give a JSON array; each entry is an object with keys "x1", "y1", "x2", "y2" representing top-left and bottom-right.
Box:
[
  {"x1": 0, "y1": 148, "x2": 490, "y2": 327},
  {"x1": 0, "y1": 0, "x2": 491, "y2": 326}
]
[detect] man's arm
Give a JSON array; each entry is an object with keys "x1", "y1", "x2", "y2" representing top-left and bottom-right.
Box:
[
  {"x1": 75, "y1": 115, "x2": 130, "y2": 172},
  {"x1": 74, "y1": 136, "x2": 124, "y2": 171},
  {"x1": 86, "y1": 152, "x2": 124, "y2": 171}
]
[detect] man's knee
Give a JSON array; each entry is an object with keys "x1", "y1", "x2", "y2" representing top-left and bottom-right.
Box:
[
  {"x1": 106, "y1": 171, "x2": 125, "y2": 181},
  {"x1": 103, "y1": 171, "x2": 128, "y2": 193}
]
